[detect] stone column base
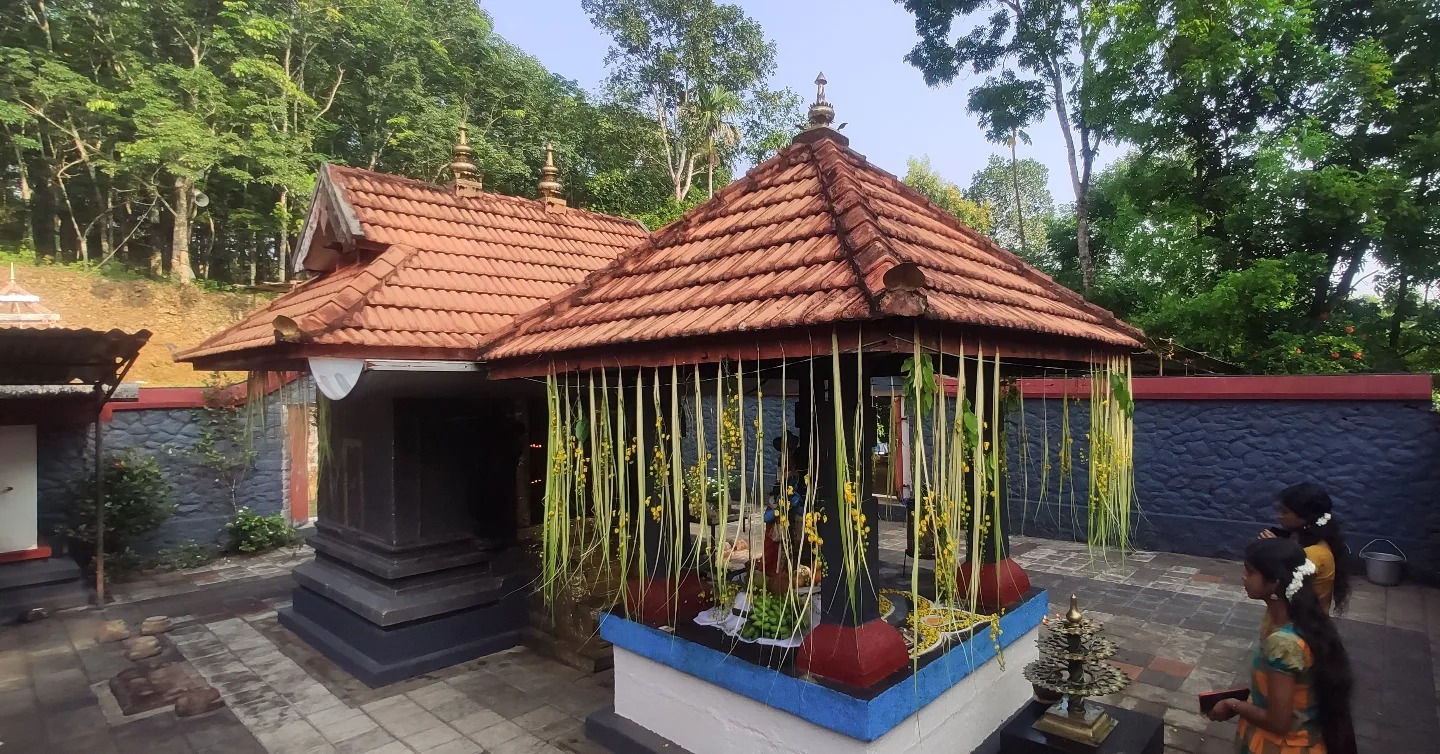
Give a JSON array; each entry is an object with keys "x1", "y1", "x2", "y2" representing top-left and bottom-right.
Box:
[
  {"x1": 280, "y1": 583, "x2": 524, "y2": 687},
  {"x1": 278, "y1": 547, "x2": 526, "y2": 687}
]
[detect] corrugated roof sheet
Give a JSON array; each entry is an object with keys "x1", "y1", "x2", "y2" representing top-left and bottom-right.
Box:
[
  {"x1": 481, "y1": 134, "x2": 1144, "y2": 360},
  {"x1": 0, "y1": 328, "x2": 150, "y2": 387},
  {"x1": 176, "y1": 165, "x2": 648, "y2": 364}
]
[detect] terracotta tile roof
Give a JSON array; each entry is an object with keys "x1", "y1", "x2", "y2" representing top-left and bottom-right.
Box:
[
  {"x1": 177, "y1": 165, "x2": 648, "y2": 365},
  {"x1": 481, "y1": 133, "x2": 1144, "y2": 361},
  {"x1": 0, "y1": 267, "x2": 62, "y2": 329}
]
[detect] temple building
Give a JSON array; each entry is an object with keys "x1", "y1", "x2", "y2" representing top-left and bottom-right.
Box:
[
  {"x1": 181, "y1": 76, "x2": 1152, "y2": 753},
  {"x1": 477, "y1": 76, "x2": 1147, "y2": 754},
  {"x1": 176, "y1": 136, "x2": 648, "y2": 685}
]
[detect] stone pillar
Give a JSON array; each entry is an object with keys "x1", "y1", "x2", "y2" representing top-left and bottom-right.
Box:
[
  {"x1": 797, "y1": 356, "x2": 908, "y2": 688},
  {"x1": 957, "y1": 374, "x2": 1031, "y2": 611},
  {"x1": 624, "y1": 370, "x2": 705, "y2": 626},
  {"x1": 279, "y1": 372, "x2": 527, "y2": 687}
]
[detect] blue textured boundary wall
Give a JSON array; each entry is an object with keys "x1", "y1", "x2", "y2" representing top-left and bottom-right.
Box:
[
  {"x1": 35, "y1": 393, "x2": 287, "y2": 552},
  {"x1": 1007, "y1": 395, "x2": 1440, "y2": 583}
]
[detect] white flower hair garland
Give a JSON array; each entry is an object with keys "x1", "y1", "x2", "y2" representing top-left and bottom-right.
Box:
[
  {"x1": 1285, "y1": 559, "x2": 1318, "y2": 600},
  {"x1": 1313, "y1": 513, "x2": 1331, "y2": 527}
]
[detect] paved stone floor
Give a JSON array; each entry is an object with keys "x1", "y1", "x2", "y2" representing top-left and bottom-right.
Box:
[{"x1": 1, "y1": 528, "x2": 1436, "y2": 754}]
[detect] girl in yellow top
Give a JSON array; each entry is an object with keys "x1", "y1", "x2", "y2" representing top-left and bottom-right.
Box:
[
  {"x1": 1206, "y1": 538, "x2": 1356, "y2": 754},
  {"x1": 1259, "y1": 483, "x2": 1351, "y2": 617}
]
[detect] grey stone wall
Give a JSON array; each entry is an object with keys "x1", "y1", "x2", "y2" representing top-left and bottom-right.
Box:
[
  {"x1": 678, "y1": 394, "x2": 797, "y2": 495},
  {"x1": 1006, "y1": 398, "x2": 1440, "y2": 583},
  {"x1": 36, "y1": 394, "x2": 287, "y2": 553}
]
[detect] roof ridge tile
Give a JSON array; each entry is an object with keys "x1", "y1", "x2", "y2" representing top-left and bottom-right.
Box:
[{"x1": 808, "y1": 139, "x2": 900, "y2": 316}]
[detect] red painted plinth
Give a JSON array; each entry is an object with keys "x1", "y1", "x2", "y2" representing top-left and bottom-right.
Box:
[
  {"x1": 798, "y1": 619, "x2": 909, "y2": 689},
  {"x1": 0, "y1": 540, "x2": 53, "y2": 564},
  {"x1": 624, "y1": 572, "x2": 708, "y2": 627},
  {"x1": 957, "y1": 557, "x2": 1032, "y2": 612}
]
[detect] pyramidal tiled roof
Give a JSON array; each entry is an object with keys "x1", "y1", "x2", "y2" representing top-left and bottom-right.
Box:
[
  {"x1": 0, "y1": 265, "x2": 61, "y2": 329},
  {"x1": 177, "y1": 164, "x2": 648, "y2": 366},
  {"x1": 480, "y1": 132, "x2": 1144, "y2": 361}
]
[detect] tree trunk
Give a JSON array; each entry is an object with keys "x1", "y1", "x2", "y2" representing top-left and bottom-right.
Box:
[
  {"x1": 249, "y1": 230, "x2": 258, "y2": 287},
  {"x1": 1388, "y1": 270, "x2": 1410, "y2": 350},
  {"x1": 1010, "y1": 134, "x2": 1027, "y2": 256},
  {"x1": 55, "y1": 177, "x2": 89, "y2": 265},
  {"x1": 1047, "y1": 63, "x2": 1094, "y2": 295},
  {"x1": 13, "y1": 140, "x2": 35, "y2": 257},
  {"x1": 171, "y1": 175, "x2": 195, "y2": 284},
  {"x1": 277, "y1": 188, "x2": 290, "y2": 281}
]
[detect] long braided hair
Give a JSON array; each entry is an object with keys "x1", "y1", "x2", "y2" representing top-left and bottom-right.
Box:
[
  {"x1": 1244, "y1": 538, "x2": 1356, "y2": 754},
  {"x1": 1277, "y1": 482, "x2": 1351, "y2": 613}
]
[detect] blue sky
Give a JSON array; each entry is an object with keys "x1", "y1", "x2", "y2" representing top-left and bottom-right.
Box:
[
  {"x1": 485, "y1": 1, "x2": 1386, "y2": 296},
  {"x1": 483, "y1": 0, "x2": 1099, "y2": 202}
]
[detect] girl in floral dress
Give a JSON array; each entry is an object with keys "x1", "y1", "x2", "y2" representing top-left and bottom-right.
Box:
[{"x1": 1207, "y1": 538, "x2": 1356, "y2": 754}]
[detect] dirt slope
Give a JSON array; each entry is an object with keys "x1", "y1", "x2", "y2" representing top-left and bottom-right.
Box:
[{"x1": 6, "y1": 260, "x2": 272, "y2": 386}]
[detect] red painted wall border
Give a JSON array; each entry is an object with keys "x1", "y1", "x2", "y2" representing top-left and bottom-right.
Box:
[
  {"x1": 1018, "y1": 374, "x2": 1435, "y2": 401},
  {"x1": 101, "y1": 372, "x2": 300, "y2": 421}
]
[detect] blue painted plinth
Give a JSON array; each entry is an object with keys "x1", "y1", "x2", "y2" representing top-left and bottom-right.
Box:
[{"x1": 599, "y1": 589, "x2": 1048, "y2": 742}]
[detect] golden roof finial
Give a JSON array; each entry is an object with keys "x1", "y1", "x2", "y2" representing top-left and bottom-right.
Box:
[
  {"x1": 538, "y1": 142, "x2": 565, "y2": 206},
  {"x1": 806, "y1": 72, "x2": 835, "y2": 130},
  {"x1": 450, "y1": 124, "x2": 482, "y2": 196}
]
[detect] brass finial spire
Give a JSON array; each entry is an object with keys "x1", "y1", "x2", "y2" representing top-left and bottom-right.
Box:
[
  {"x1": 1066, "y1": 594, "x2": 1083, "y2": 623},
  {"x1": 806, "y1": 72, "x2": 835, "y2": 130},
  {"x1": 450, "y1": 124, "x2": 483, "y2": 196},
  {"x1": 538, "y1": 142, "x2": 565, "y2": 206}
]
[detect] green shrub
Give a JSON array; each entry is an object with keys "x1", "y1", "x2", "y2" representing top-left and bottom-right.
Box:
[
  {"x1": 62, "y1": 450, "x2": 176, "y2": 568},
  {"x1": 226, "y1": 507, "x2": 298, "y2": 553},
  {"x1": 154, "y1": 543, "x2": 222, "y2": 571}
]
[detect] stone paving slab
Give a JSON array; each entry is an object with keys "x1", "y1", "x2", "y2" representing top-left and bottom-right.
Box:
[
  {"x1": 108, "y1": 546, "x2": 313, "y2": 606},
  {"x1": 3, "y1": 531, "x2": 1437, "y2": 754}
]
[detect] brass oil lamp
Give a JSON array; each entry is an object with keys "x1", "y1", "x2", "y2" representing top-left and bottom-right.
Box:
[{"x1": 1022, "y1": 595, "x2": 1130, "y2": 746}]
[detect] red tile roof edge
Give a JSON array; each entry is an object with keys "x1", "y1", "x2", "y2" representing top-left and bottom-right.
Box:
[
  {"x1": 484, "y1": 321, "x2": 1135, "y2": 379},
  {"x1": 479, "y1": 134, "x2": 1145, "y2": 360},
  {"x1": 830, "y1": 141, "x2": 1144, "y2": 344},
  {"x1": 810, "y1": 139, "x2": 903, "y2": 315},
  {"x1": 475, "y1": 143, "x2": 819, "y2": 354},
  {"x1": 290, "y1": 244, "x2": 419, "y2": 341},
  {"x1": 326, "y1": 163, "x2": 649, "y2": 236},
  {"x1": 172, "y1": 249, "x2": 402, "y2": 364}
]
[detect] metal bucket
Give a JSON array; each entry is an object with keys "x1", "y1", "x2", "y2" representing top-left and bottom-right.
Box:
[{"x1": 1359, "y1": 539, "x2": 1405, "y2": 587}]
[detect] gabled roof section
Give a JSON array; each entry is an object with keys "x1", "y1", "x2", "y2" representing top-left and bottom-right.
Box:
[
  {"x1": 176, "y1": 164, "x2": 649, "y2": 368},
  {"x1": 0, "y1": 265, "x2": 62, "y2": 329},
  {"x1": 480, "y1": 134, "x2": 1144, "y2": 362}
]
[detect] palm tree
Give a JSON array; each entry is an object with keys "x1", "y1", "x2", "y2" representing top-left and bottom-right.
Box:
[{"x1": 694, "y1": 86, "x2": 741, "y2": 198}]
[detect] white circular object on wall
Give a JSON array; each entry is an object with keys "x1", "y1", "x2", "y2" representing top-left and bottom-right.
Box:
[{"x1": 308, "y1": 357, "x2": 365, "y2": 400}]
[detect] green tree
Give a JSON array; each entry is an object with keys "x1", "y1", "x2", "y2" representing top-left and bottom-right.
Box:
[
  {"x1": 903, "y1": 156, "x2": 993, "y2": 234},
  {"x1": 1084, "y1": 0, "x2": 1440, "y2": 372},
  {"x1": 899, "y1": 0, "x2": 1107, "y2": 294},
  {"x1": 581, "y1": 0, "x2": 797, "y2": 202},
  {"x1": 969, "y1": 155, "x2": 1052, "y2": 258},
  {"x1": 965, "y1": 70, "x2": 1048, "y2": 256},
  {"x1": 693, "y1": 86, "x2": 740, "y2": 198}
]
